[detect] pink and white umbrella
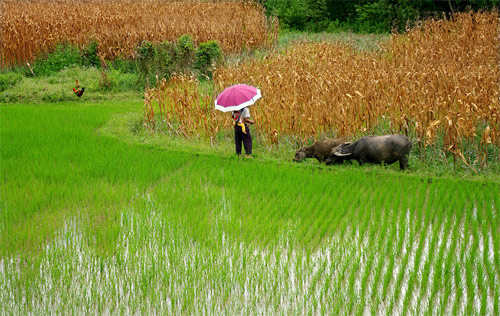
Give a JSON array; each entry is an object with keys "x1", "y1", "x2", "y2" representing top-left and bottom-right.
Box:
[{"x1": 214, "y1": 84, "x2": 262, "y2": 112}]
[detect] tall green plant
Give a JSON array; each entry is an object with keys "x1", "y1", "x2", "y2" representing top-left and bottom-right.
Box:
[
  {"x1": 30, "y1": 44, "x2": 82, "y2": 76},
  {"x1": 135, "y1": 40, "x2": 155, "y2": 84},
  {"x1": 194, "y1": 40, "x2": 222, "y2": 77},
  {"x1": 81, "y1": 40, "x2": 100, "y2": 68},
  {"x1": 135, "y1": 40, "x2": 175, "y2": 85},
  {"x1": 176, "y1": 34, "x2": 196, "y2": 69}
]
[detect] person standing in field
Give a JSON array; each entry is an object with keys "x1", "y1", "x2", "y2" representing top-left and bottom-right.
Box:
[{"x1": 232, "y1": 107, "x2": 255, "y2": 157}]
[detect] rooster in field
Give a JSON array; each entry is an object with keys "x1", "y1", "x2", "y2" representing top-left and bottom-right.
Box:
[{"x1": 73, "y1": 78, "x2": 85, "y2": 97}]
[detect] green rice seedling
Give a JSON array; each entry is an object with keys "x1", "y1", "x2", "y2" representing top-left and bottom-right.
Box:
[
  {"x1": 388, "y1": 233, "x2": 411, "y2": 314},
  {"x1": 477, "y1": 263, "x2": 488, "y2": 315},
  {"x1": 308, "y1": 259, "x2": 327, "y2": 304},
  {"x1": 472, "y1": 207, "x2": 490, "y2": 315},
  {"x1": 356, "y1": 222, "x2": 382, "y2": 314},
  {"x1": 465, "y1": 255, "x2": 476, "y2": 315},
  {"x1": 380, "y1": 210, "x2": 399, "y2": 304},
  {"x1": 317, "y1": 209, "x2": 335, "y2": 242},
  {"x1": 452, "y1": 261, "x2": 463, "y2": 315},
  {"x1": 481, "y1": 195, "x2": 499, "y2": 315},
  {"x1": 403, "y1": 226, "x2": 427, "y2": 315},
  {"x1": 337, "y1": 206, "x2": 354, "y2": 244},
  {"x1": 312, "y1": 208, "x2": 330, "y2": 247},
  {"x1": 455, "y1": 214, "x2": 470, "y2": 314},
  {"x1": 437, "y1": 212, "x2": 462, "y2": 315},
  {"x1": 414, "y1": 206, "x2": 440, "y2": 311},
  {"x1": 370, "y1": 207, "x2": 393, "y2": 314},
  {"x1": 329, "y1": 204, "x2": 348, "y2": 239},
  {"x1": 348, "y1": 215, "x2": 371, "y2": 306},
  {"x1": 462, "y1": 202, "x2": 480, "y2": 314},
  {"x1": 319, "y1": 256, "x2": 335, "y2": 307},
  {"x1": 344, "y1": 206, "x2": 371, "y2": 314},
  {"x1": 330, "y1": 231, "x2": 357, "y2": 313},
  {"x1": 395, "y1": 210, "x2": 418, "y2": 315},
  {"x1": 393, "y1": 205, "x2": 407, "y2": 258},
  {"x1": 332, "y1": 257, "x2": 357, "y2": 315},
  {"x1": 428, "y1": 204, "x2": 453, "y2": 313},
  {"x1": 310, "y1": 193, "x2": 337, "y2": 242}
]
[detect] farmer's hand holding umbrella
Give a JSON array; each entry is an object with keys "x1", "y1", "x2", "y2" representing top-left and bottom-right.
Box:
[{"x1": 215, "y1": 84, "x2": 261, "y2": 157}]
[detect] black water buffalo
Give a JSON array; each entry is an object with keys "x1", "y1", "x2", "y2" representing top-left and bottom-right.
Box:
[
  {"x1": 325, "y1": 135, "x2": 413, "y2": 170},
  {"x1": 294, "y1": 138, "x2": 344, "y2": 163}
]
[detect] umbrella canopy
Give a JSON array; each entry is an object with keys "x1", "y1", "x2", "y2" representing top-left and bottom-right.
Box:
[{"x1": 214, "y1": 84, "x2": 261, "y2": 112}]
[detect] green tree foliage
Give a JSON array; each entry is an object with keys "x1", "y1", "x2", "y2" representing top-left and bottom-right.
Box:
[
  {"x1": 263, "y1": 0, "x2": 499, "y2": 32},
  {"x1": 175, "y1": 34, "x2": 196, "y2": 69},
  {"x1": 263, "y1": 0, "x2": 328, "y2": 31},
  {"x1": 194, "y1": 40, "x2": 222, "y2": 77},
  {"x1": 355, "y1": 0, "x2": 394, "y2": 33}
]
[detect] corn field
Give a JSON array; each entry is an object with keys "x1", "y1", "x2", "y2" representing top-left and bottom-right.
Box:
[
  {"x1": 0, "y1": 0, "x2": 277, "y2": 68},
  {"x1": 145, "y1": 12, "x2": 500, "y2": 166}
]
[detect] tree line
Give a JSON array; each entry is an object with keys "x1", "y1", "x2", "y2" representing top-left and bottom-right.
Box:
[{"x1": 259, "y1": 0, "x2": 499, "y2": 32}]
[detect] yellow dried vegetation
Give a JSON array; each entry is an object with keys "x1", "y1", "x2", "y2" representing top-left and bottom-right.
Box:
[
  {"x1": 0, "y1": 0, "x2": 276, "y2": 68},
  {"x1": 145, "y1": 12, "x2": 499, "y2": 165}
]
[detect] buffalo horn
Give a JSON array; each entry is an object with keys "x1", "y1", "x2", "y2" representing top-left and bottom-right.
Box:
[{"x1": 333, "y1": 151, "x2": 351, "y2": 157}]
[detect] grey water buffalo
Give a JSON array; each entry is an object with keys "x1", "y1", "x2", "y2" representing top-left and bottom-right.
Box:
[
  {"x1": 325, "y1": 135, "x2": 413, "y2": 170},
  {"x1": 294, "y1": 138, "x2": 344, "y2": 163}
]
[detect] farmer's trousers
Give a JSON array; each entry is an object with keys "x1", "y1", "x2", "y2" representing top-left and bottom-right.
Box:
[{"x1": 234, "y1": 124, "x2": 252, "y2": 155}]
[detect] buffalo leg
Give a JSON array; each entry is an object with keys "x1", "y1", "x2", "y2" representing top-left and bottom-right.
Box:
[{"x1": 399, "y1": 158, "x2": 409, "y2": 170}]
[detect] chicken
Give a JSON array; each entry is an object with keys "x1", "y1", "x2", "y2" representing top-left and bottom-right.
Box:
[
  {"x1": 73, "y1": 87, "x2": 85, "y2": 97},
  {"x1": 73, "y1": 78, "x2": 85, "y2": 97}
]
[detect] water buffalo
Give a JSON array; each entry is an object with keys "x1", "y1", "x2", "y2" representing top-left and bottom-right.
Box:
[
  {"x1": 325, "y1": 135, "x2": 413, "y2": 170},
  {"x1": 294, "y1": 138, "x2": 344, "y2": 163}
]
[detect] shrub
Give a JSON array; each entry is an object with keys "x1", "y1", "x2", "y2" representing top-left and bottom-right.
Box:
[
  {"x1": 135, "y1": 41, "x2": 156, "y2": 85},
  {"x1": 81, "y1": 40, "x2": 100, "y2": 68},
  {"x1": 155, "y1": 41, "x2": 175, "y2": 78},
  {"x1": 194, "y1": 41, "x2": 222, "y2": 77},
  {"x1": 175, "y1": 34, "x2": 196, "y2": 68},
  {"x1": 135, "y1": 40, "x2": 176, "y2": 85},
  {"x1": 0, "y1": 72, "x2": 23, "y2": 92},
  {"x1": 31, "y1": 44, "x2": 82, "y2": 76}
]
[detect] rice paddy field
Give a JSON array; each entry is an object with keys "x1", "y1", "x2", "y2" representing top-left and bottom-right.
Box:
[
  {"x1": 1, "y1": 101, "x2": 499, "y2": 315},
  {"x1": 1, "y1": 1, "x2": 500, "y2": 315}
]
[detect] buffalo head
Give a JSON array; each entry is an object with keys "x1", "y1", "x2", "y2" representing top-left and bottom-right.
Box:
[
  {"x1": 325, "y1": 142, "x2": 352, "y2": 165},
  {"x1": 293, "y1": 147, "x2": 307, "y2": 162}
]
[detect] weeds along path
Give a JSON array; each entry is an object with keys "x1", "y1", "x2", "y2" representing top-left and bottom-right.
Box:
[{"x1": 1, "y1": 102, "x2": 499, "y2": 314}]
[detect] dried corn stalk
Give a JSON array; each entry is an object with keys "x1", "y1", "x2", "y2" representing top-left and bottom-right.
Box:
[{"x1": 1, "y1": 0, "x2": 277, "y2": 68}]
